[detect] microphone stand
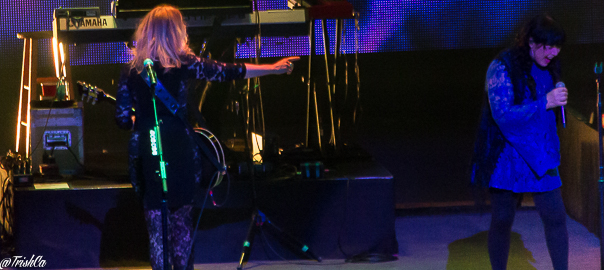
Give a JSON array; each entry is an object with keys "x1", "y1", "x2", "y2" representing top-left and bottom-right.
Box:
[
  {"x1": 149, "y1": 81, "x2": 171, "y2": 270},
  {"x1": 236, "y1": 17, "x2": 321, "y2": 268},
  {"x1": 596, "y1": 62, "x2": 604, "y2": 270},
  {"x1": 142, "y1": 59, "x2": 170, "y2": 269}
]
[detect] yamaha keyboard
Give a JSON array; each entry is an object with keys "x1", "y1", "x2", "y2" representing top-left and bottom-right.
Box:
[{"x1": 53, "y1": 7, "x2": 309, "y2": 44}]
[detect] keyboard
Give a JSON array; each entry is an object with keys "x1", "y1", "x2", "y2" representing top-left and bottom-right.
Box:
[
  {"x1": 114, "y1": 0, "x2": 253, "y2": 18},
  {"x1": 53, "y1": 8, "x2": 309, "y2": 44}
]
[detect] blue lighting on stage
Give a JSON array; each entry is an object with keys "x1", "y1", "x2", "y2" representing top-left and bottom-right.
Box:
[{"x1": 0, "y1": 0, "x2": 603, "y2": 66}]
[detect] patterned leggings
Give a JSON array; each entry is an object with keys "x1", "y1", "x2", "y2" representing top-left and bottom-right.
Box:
[
  {"x1": 488, "y1": 188, "x2": 568, "y2": 270},
  {"x1": 144, "y1": 205, "x2": 195, "y2": 270}
]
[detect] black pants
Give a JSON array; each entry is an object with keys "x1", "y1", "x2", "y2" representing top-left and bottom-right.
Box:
[{"x1": 488, "y1": 188, "x2": 568, "y2": 270}]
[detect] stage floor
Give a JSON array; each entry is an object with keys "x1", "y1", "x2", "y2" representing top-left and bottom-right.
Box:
[
  {"x1": 68, "y1": 208, "x2": 600, "y2": 270},
  {"x1": 12, "y1": 159, "x2": 398, "y2": 268}
]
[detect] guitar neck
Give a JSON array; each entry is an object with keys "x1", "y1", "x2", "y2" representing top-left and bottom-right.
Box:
[
  {"x1": 97, "y1": 92, "x2": 116, "y2": 106},
  {"x1": 76, "y1": 81, "x2": 117, "y2": 106}
]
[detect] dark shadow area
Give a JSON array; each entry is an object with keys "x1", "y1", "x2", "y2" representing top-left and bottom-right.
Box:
[
  {"x1": 195, "y1": 207, "x2": 253, "y2": 230},
  {"x1": 70, "y1": 64, "x2": 131, "y2": 177},
  {"x1": 447, "y1": 231, "x2": 536, "y2": 270},
  {"x1": 60, "y1": 189, "x2": 149, "y2": 267},
  {"x1": 98, "y1": 190, "x2": 150, "y2": 267}
]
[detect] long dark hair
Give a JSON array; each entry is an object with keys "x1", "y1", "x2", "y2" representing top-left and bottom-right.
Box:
[{"x1": 507, "y1": 14, "x2": 566, "y2": 103}]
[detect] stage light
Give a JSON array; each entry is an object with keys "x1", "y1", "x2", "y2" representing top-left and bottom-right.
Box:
[
  {"x1": 252, "y1": 132, "x2": 263, "y2": 163},
  {"x1": 52, "y1": 37, "x2": 60, "y2": 78}
]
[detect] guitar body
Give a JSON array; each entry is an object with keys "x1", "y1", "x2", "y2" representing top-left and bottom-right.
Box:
[{"x1": 195, "y1": 128, "x2": 226, "y2": 189}]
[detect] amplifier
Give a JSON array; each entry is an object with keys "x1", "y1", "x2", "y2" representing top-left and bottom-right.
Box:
[{"x1": 30, "y1": 107, "x2": 84, "y2": 175}]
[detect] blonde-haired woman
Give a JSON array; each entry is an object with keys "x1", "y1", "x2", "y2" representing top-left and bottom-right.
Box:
[{"x1": 115, "y1": 5, "x2": 298, "y2": 269}]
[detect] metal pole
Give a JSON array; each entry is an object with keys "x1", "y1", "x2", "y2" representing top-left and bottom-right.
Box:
[
  {"x1": 150, "y1": 85, "x2": 170, "y2": 270},
  {"x1": 595, "y1": 62, "x2": 603, "y2": 269}
]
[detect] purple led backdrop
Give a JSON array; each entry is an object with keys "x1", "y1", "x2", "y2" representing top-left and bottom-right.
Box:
[{"x1": 2, "y1": 0, "x2": 603, "y2": 67}]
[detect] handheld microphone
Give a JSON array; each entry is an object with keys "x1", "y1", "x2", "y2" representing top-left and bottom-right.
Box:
[
  {"x1": 556, "y1": 81, "x2": 566, "y2": 128},
  {"x1": 144, "y1": 59, "x2": 157, "y2": 85}
]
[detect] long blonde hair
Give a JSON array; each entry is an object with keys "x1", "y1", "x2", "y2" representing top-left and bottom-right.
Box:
[{"x1": 130, "y1": 5, "x2": 194, "y2": 73}]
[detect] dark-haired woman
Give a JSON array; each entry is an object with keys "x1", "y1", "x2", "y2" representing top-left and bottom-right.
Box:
[{"x1": 471, "y1": 14, "x2": 569, "y2": 270}]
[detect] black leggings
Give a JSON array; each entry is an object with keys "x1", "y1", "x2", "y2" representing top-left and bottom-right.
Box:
[
  {"x1": 488, "y1": 188, "x2": 568, "y2": 270},
  {"x1": 144, "y1": 205, "x2": 195, "y2": 270}
]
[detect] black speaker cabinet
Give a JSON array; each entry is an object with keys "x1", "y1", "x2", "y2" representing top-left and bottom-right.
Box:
[{"x1": 30, "y1": 107, "x2": 84, "y2": 175}]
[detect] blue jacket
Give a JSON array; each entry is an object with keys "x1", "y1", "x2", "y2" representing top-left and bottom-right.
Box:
[{"x1": 471, "y1": 49, "x2": 561, "y2": 192}]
